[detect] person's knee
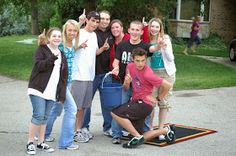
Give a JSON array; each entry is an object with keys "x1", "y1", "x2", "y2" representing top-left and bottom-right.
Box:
[{"x1": 31, "y1": 115, "x2": 47, "y2": 125}]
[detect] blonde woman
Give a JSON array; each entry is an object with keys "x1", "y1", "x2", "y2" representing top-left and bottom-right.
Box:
[{"x1": 144, "y1": 17, "x2": 176, "y2": 141}]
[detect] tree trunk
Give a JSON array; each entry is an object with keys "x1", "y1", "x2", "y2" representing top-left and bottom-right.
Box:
[{"x1": 31, "y1": 0, "x2": 39, "y2": 35}]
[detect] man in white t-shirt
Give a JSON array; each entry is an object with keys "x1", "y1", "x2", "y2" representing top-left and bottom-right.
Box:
[{"x1": 71, "y1": 11, "x2": 101, "y2": 143}]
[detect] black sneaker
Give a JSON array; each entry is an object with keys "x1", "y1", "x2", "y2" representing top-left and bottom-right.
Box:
[
  {"x1": 165, "y1": 125, "x2": 176, "y2": 144},
  {"x1": 26, "y1": 142, "x2": 36, "y2": 155},
  {"x1": 122, "y1": 135, "x2": 144, "y2": 148},
  {"x1": 112, "y1": 137, "x2": 121, "y2": 144},
  {"x1": 37, "y1": 142, "x2": 55, "y2": 153}
]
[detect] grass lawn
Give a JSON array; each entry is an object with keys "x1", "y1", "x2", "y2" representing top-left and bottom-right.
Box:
[
  {"x1": 0, "y1": 35, "x2": 236, "y2": 90},
  {"x1": 0, "y1": 35, "x2": 37, "y2": 80}
]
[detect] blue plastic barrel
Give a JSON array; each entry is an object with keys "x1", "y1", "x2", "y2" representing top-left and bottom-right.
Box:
[{"x1": 100, "y1": 73, "x2": 122, "y2": 110}]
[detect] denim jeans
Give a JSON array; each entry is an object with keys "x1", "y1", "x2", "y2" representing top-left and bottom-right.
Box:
[
  {"x1": 188, "y1": 35, "x2": 201, "y2": 48},
  {"x1": 82, "y1": 73, "x2": 112, "y2": 132},
  {"x1": 45, "y1": 84, "x2": 77, "y2": 148},
  {"x1": 111, "y1": 88, "x2": 151, "y2": 138},
  {"x1": 29, "y1": 95, "x2": 54, "y2": 125}
]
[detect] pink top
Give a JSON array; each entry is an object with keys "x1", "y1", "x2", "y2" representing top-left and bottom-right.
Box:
[{"x1": 126, "y1": 63, "x2": 163, "y2": 106}]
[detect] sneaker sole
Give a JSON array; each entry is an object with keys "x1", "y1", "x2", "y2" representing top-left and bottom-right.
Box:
[
  {"x1": 37, "y1": 148, "x2": 55, "y2": 153},
  {"x1": 166, "y1": 125, "x2": 176, "y2": 144},
  {"x1": 27, "y1": 151, "x2": 36, "y2": 155},
  {"x1": 74, "y1": 139, "x2": 89, "y2": 143},
  {"x1": 65, "y1": 146, "x2": 79, "y2": 150},
  {"x1": 122, "y1": 137, "x2": 144, "y2": 148}
]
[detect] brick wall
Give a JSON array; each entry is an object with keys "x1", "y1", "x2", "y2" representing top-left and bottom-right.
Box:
[
  {"x1": 210, "y1": 0, "x2": 236, "y2": 43},
  {"x1": 169, "y1": 0, "x2": 236, "y2": 43}
]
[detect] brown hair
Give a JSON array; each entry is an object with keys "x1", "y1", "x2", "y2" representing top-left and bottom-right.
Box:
[
  {"x1": 110, "y1": 19, "x2": 123, "y2": 28},
  {"x1": 132, "y1": 47, "x2": 147, "y2": 58},
  {"x1": 99, "y1": 10, "x2": 111, "y2": 17},
  {"x1": 46, "y1": 27, "x2": 61, "y2": 39}
]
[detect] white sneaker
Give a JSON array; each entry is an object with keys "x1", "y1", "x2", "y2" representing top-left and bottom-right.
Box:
[
  {"x1": 37, "y1": 142, "x2": 54, "y2": 153},
  {"x1": 45, "y1": 136, "x2": 55, "y2": 142},
  {"x1": 103, "y1": 129, "x2": 112, "y2": 137},
  {"x1": 74, "y1": 131, "x2": 89, "y2": 143},
  {"x1": 158, "y1": 134, "x2": 166, "y2": 141},
  {"x1": 65, "y1": 144, "x2": 79, "y2": 150},
  {"x1": 81, "y1": 127, "x2": 94, "y2": 139},
  {"x1": 122, "y1": 130, "x2": 130, "y2": 137},
  {"x1": 27, "y1": 142, "x2": 36, "y2": 155}
]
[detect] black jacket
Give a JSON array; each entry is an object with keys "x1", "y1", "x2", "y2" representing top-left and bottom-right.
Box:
[{"x1": 28, "y1": 45, "x2": 68, "y2": 103}]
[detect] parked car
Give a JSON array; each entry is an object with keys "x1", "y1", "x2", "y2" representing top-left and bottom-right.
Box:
[{"x1": 229, "y1": 34, "x2": 236, "y2": 61}]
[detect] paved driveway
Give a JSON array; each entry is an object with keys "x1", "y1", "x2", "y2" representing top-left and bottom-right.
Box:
[
  {"x1": 0, "y1": 75, "x2": 236, "y2": 156},
  {"x1": 197, "y1": 55, "x2": 236, "y2": 69}
]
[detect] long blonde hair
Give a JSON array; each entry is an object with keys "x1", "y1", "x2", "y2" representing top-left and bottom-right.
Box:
[
  {"x1": 148, "y1": 18, "x2": 164, "y2": 42},
  {"x1": 62, "y1": 19, "x2": 80, "y2": 50}
]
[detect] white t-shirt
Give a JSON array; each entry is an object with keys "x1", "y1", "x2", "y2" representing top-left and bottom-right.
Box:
[{"x1": 72, "y1": 29, "x2": 98, "y2": 81}]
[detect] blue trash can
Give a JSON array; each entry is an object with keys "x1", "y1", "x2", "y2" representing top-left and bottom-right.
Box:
[{"x1": 100, "y1": 73, "x2": 122, "y2": 110}]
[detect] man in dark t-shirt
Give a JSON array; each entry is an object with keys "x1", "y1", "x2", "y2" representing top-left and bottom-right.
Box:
[
  {"x1": 115, "y1": 40, "x2": 150, "y2": 83},
  {"x1": 111, "y1": 20, "x2": 162, "y2": 144}
]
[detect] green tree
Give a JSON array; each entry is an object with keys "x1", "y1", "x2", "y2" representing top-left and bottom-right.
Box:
[
  {"x1": 0, "y1": 0, "x2": 57, "y2": 35},
  {"x1": 97, "y1": 0, "x2": 176, "y2": 31}
]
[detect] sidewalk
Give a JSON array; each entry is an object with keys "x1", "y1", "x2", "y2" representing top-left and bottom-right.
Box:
[{"x1": 0, "y1": 75, "x2": 236, "y2": 156}]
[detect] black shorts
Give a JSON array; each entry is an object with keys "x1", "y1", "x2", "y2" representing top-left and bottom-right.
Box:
[{"x1": 112, "y1": 100, "x2": 153, "y2": 134}]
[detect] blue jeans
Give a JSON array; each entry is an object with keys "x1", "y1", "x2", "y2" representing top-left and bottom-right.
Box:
[
  {"x1": 29, "y1": 95, "x2": 54, "y2": 125},
  {"x1": 111, "y1": 88, "x2": 151, "y2": 138},
  {"x1": 45, "y1": 84, "x2": 77, "y2": 148},
  {"x1": 187, "y1": 35, "x2": 201, "y2": 48},
  {"x1": 82, "y1": 73, "x2": 112, "y2": 132}
]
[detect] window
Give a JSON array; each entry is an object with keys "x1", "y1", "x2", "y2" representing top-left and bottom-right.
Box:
[
  {"x1": 172, "y1": 0, "x2": 210, "y2": 21},
  {"x1": 181, "y1": 0, "x2": 200, "y2": 20}
]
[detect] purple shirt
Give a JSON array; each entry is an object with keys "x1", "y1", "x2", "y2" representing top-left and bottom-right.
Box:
[{"x1": 191, "y1": 22, "x2": 200, "y2": 37}]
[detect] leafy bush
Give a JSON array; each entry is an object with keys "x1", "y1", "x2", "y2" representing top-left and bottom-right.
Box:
[
  {"x1": 169, "y1": 32, "x2": 186, "y2": 45},
  {"x1": 201, "y1": 32, "x2": 226, "y2": 49},
  {"x1": 0, "y1": 3, "x2": 29, "y2": 36}
]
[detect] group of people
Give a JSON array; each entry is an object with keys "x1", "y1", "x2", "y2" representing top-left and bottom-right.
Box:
[{"x1": 26, "y1": 9, "x2": 177, "y2": 155}]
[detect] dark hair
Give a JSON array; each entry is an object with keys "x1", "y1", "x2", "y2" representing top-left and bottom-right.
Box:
[
  {"x1": 87, "y1": 11, "x2": 100, "y2": 20},
  {"x1": 132, "y1": 48, "x2": 147, "y2": 58}
]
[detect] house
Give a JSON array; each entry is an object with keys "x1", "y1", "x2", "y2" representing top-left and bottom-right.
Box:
[{"x1": 169, "y1": 0, "x2": 236, "y2": 43}]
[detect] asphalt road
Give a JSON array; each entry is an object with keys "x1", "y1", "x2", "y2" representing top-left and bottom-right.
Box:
[{"x1": 0, "y1": 74, "x2": 236, "y2": 156}]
